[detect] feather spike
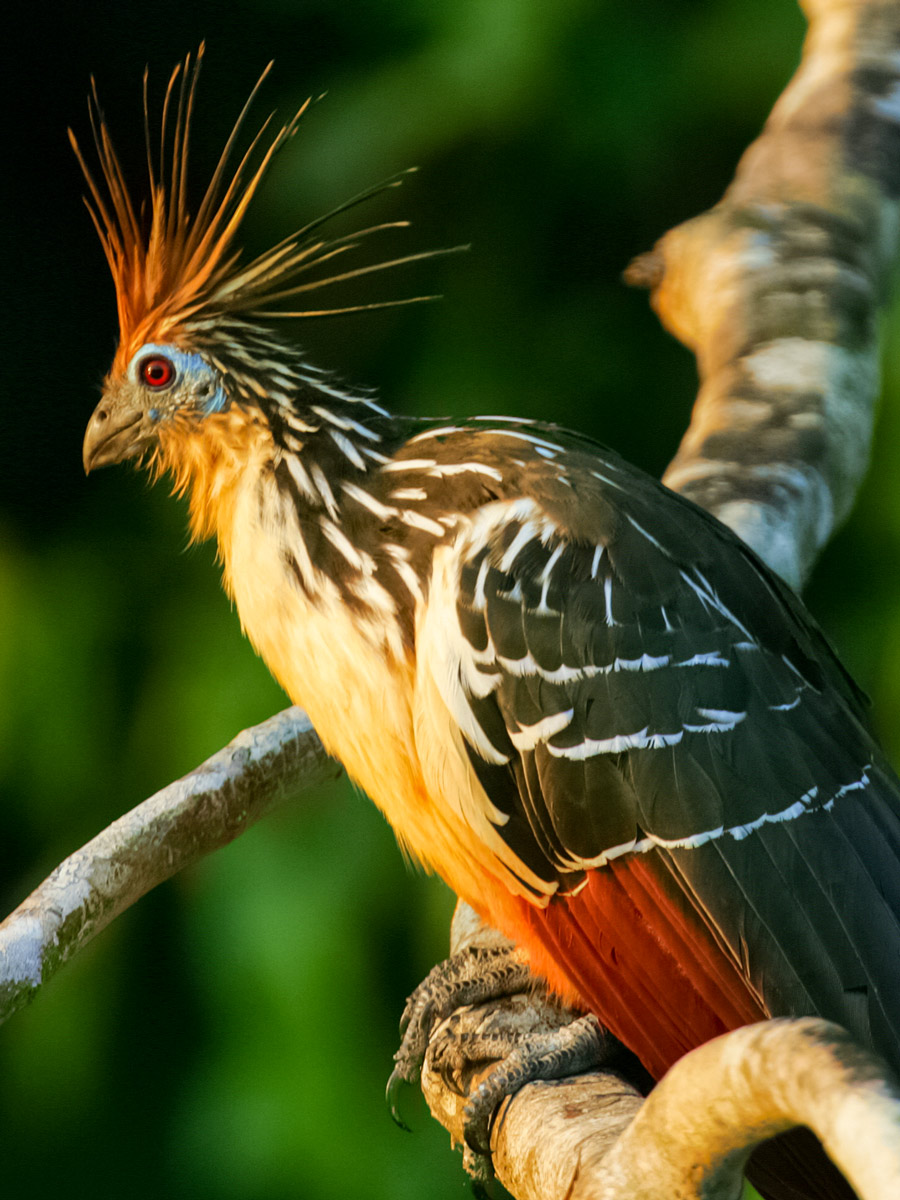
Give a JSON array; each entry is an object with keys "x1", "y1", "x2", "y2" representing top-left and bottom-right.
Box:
[
  {"x1": 251, "y1": 295, "x2": 443, "y2": 319},
  {"x1": 246, "y1": 246, "x2": 467, "y2": 305},
  {"x1": 72, "y1": 51, "x2": 455, "y2": 369}
]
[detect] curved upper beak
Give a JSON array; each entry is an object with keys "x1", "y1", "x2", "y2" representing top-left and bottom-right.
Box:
[{"x1": 83, "y1": 400, "x2": 146, "y2": 474}]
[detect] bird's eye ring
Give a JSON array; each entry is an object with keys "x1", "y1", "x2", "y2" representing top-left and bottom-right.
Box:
[{"x1": 140, "y1": 356, "x2": 176, "y2": 390}]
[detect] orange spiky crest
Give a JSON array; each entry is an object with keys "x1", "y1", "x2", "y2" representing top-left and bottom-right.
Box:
[{"x1": 69, "y1": 45, "x2": 447, "y2": 375}]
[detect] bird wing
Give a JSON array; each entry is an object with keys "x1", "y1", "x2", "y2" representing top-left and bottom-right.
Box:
[{"x1": 416, "y1": 434, "x2": 900, "y2": 1078}]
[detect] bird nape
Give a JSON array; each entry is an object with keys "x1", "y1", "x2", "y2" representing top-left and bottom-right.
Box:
[{"x1": 76, "y1": 48, "x2": 900, "y2": 1200}]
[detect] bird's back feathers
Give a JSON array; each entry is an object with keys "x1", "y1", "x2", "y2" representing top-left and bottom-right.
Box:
[{"x1": 404, "y1": 423, "x2": 900, "y2": 1082}]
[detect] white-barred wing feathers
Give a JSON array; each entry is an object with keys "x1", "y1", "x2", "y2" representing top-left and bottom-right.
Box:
[{"x1": 410, "y1": 423, "x2": 900, "y2": 1063}]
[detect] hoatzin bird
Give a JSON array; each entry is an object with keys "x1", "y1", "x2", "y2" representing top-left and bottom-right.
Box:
[{"x1": 75, "y1": 51, "x2": 900, "y2": 1200}]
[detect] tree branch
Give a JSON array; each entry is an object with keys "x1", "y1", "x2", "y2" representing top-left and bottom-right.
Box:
[
  {"x1": 4, "y1": 0, "x2": 900, "y2": 1197},
  {"x1": 633, "y1": 0, "x2": 900, "y2": 589},
  {"x1": 422, "y1": 1005, "x2": 900, "y2": 1200},
  {"x1": 0, "y1": 708, "x2": 340, "y2": 1022},
  {"x1": 594, "y1": 1020, "x2": 900, "y2": 1200}
]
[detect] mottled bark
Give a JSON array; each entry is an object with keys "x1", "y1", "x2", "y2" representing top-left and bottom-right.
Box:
[{"x1": 633, "y1": 0, "x2": 900, "y2": 590}]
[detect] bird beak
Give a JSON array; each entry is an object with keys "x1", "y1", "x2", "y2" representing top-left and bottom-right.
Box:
[{"x1": 83, "y1": 399, "x2": 149, "y2": 473}]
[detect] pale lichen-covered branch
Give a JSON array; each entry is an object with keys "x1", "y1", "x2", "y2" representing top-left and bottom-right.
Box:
[
  {"x1": 421, "y1": 1004, "x2": 900, "y2": 1200},
  {"x1": 0, "y1": 709, "x2": 340, "y2": 1022},
  {"x1": 629, "y1": 0, "x2": 900, "y2": 589},
  {"x1": 594, "y1": 1020, "x2": 900, "y2": 1200}
]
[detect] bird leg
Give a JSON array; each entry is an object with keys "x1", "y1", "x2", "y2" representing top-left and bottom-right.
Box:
[
  {"x1": 387, "y1": 943, "x2": 537, "y2": 1126},
  {"x1": 387, "y1": 921, "x2": 632, "y2": 1182}
]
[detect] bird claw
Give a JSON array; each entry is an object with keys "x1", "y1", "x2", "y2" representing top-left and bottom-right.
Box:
[
  {"x1": 385, "y1": 1065, "x2": 413, "y2": 1131},
  {"x1": 389, "y1": 944, "x2": 535, "y2": 1115},
  {"x1": 457, "y1": 1014, "x2": 614, "y2": 1154},
  {"x1": 388, "y1": 944, "x2": 625, "y2": 1178}
]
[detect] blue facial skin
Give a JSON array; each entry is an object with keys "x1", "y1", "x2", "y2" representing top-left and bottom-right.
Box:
[{"x1": 127, "y1": 344, "x2": 229, "y2": 419}]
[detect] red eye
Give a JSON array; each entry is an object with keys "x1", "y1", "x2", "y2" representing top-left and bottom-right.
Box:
[{"x1": 140, "y1": 356, "x2": 176, "y2": 389}]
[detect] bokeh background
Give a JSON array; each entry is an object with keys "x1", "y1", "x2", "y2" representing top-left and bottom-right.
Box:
[{"x1": 2, "y1": 2, "x2": 900, "y2": 1197}]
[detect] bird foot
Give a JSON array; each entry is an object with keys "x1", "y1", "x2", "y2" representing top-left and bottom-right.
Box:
[
  {"x1": 387, "y1": 944, "x2": 535, "y2": 1126},
  {"x1": 386, "y1": 943, "x2": 622, "y2": 1182},
  {"x1": 434, "y1": 1009, "x2": 614, "y2": 1155}
]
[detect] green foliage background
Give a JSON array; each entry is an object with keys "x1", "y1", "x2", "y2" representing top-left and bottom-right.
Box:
[{"x1": 1, "y1": 2, "x2": 899, "y2": 1197}]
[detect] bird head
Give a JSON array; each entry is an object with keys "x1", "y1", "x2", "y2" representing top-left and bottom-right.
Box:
[
  {"x1": 74, "y1": 45, "x2": 450, "y2": 481},
  {"x1": 83, "y1": 343, "x2": 229, "y2": 472}
]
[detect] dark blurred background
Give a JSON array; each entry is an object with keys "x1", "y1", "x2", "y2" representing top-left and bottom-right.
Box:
[{"x1": 2, "y1": 2, "x2": 899, "y2": 1197}]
